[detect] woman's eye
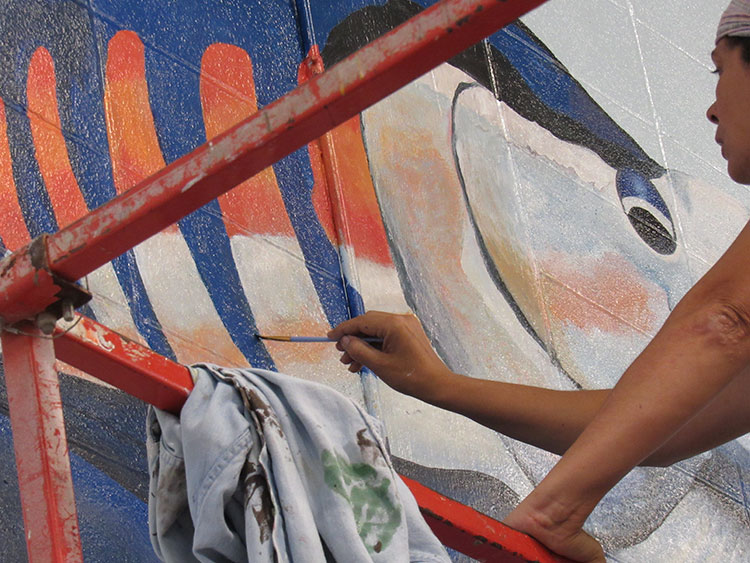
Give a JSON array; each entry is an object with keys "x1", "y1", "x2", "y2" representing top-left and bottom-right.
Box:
[{"x1": 616, "y1": 169, "x2": 676, "y2": 255}]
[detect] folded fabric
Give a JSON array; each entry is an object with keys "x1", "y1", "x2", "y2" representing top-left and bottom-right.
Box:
[{"x1": 147, "y1": 363, "x2": 450, "y2": 562}]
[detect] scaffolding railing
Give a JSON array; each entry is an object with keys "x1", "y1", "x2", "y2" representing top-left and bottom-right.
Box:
[{"x1": 0, "y1": 0, "x2": 569, "y2": 560}]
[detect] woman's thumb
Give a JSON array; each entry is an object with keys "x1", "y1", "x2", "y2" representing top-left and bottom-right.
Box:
[{"x1": 341, "y1": 335, "x2": 381, "y2": 368}]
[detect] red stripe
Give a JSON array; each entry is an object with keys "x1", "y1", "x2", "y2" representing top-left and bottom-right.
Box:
[
  {"x1": 0, "y1": 98, "x2": 31, "y2": 250},
  {"x1": 27, "y1": 47, "x2": 90, "y2": 230},
  {"x1": 200, "y1": 43, "x2": 294, "y2": 238}
]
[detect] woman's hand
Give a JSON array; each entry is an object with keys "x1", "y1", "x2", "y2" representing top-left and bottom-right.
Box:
[
  {"x1": 328, "y1": 311, "x2": 454, "y2": 401},
  {"x1": 504, "y1": 497, "x2": 605, "y2": 563}
]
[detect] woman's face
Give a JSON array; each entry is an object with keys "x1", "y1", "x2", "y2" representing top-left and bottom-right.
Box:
[{"x1": 707, "y1": 39, "x2": 750, "y2": 185}]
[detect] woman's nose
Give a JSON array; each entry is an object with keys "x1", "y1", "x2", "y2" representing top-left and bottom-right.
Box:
[{"x1": 706, "y1": 101, "x2": 718, "y2": 124}]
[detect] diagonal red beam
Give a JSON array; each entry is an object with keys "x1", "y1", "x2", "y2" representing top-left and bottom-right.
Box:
[
  {"x1": 0, "y1": 0, "x2": 547, "y2": 323},
  {"x1": 402, "y1": 475, "x2": 571, "y2": 562},
  {"x1": 53, "y1": 315, "x2": 193, "y2": 414}
]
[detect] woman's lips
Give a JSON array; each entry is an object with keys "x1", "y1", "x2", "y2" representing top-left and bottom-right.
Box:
[{"x1": 716, "y1": 136, "x2": 726, "y2": 158}]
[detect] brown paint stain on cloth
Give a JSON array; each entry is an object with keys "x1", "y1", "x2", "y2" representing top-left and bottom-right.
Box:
[
  {"x1": 237, "y1": 385, "x2": 284, "y2": 438},
  {"x1": 241, "y1": 459, "x2": 274, "y2": 544}
]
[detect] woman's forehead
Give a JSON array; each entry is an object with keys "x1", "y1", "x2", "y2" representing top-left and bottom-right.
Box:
[{"x1": 712, "y1": 38, "x2": 739, "y2": 62}]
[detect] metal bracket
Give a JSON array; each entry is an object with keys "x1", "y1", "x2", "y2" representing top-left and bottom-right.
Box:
[
  {"x1": 0, "y1": 235, "x2": 92, "y2": 332},
  {"x1": 44, "y1": 273, "x2": 91, "y2": 320}
]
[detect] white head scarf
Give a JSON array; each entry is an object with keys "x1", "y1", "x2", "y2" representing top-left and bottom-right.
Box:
[{"x1": 716, "y1": 0, "x2": 750, "y2": 43}]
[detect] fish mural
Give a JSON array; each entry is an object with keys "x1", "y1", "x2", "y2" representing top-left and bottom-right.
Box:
[{"x1": 0, "y1": 0, "x2": 747, "y2": 561}]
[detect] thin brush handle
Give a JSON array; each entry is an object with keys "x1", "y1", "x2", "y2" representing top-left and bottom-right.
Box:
[{"x1": 257, "y1": 334, "x2": 383, "y2": 344}]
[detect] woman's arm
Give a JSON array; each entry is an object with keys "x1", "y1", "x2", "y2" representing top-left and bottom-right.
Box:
[
  {"x1": 329, "y1": 311, "x2": 750, "y2": 467},
  {"x1": 502, "y1": 220, "x2": 750, "y2": 561},
  {"x1": 329, "y1": 309, "x2": 603, "y2": 450}
]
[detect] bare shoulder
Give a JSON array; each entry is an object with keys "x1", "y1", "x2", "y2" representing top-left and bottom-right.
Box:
[
  {"x1": 715, "y1": 219, "x2": 750, "y2": 272},
  {"x1": 690, "y1": 219, "x2": 750, "y2": 299}
]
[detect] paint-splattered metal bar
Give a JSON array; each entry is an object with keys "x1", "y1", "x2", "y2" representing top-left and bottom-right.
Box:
[
  {"x1": 1, "y1": 324, "x2": 84, "y2": 563},
  {"x1": 54, "y1": 315, "x2": 193, "y2": 414}
]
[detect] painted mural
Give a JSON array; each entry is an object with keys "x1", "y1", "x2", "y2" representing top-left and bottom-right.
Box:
[{"x1": 0, "y1": 0, "x2": 747, "y2": 561}]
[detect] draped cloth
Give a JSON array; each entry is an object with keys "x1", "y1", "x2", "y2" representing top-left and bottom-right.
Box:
[{"x1": 147, "y1": 363, "x2": 450, "y2": 563}]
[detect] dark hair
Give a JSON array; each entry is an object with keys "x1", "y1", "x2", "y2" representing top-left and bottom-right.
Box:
[{"x1": 725, "y1": 36, "x2": 750, "y2": 64}]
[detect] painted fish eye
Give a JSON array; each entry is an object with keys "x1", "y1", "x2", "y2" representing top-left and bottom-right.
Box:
[{"x1": 616, "y1": 169, "x2": 676, "y2": 255}]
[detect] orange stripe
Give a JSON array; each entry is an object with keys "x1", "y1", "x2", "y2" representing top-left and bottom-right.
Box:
[
  {"x1": 323, "y1": 117, "x2": 393, "y2": 266},
  {"x1": 298, "y1": 46, "x2": 392, "y2": 265},
  {"x1": 200, "y1": 43, "x2": 293, "y2": 238},
  {"x1": 299, "y1": 51, "x2": 338, "y2": 246},
  {"x1": 0, "y1": 98, "x2": 30, "y2": 250},
  {"x1": 27, "y1": 47, "x2": 89, "y2": 230},
  {"x1": 307, "y1": 132, "x2": 337, "y2": 244},
  {"x1": 103, "y1": 31, "x2": 177, "y2": 234}
]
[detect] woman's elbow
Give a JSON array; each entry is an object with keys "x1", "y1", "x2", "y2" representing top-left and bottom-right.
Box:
[{"x1": 689, "y1": 301, "x2": 750, "y2": 357}]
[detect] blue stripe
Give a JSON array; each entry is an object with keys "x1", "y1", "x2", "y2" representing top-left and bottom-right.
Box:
[
  {"x1": 178, "y1": 207, "x2": 276, "y2": 369},
  {"x1": 272, "y1": 150, "x2": 351, "y2": 329},
  {"x1": 142, "y1": 39, "x2": 275, "y2": 368},
  {"x1": 4, "y1": 102, "x2": 58, "y2": 237},
  {"x1": 4, "y1": 95, "x2": 97, "y2": 325},
  {"x1": 294, "y1": 0, "x2": 317, "y2": 56}
]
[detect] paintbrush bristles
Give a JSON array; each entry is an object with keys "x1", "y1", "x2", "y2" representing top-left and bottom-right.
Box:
[{"x1": 255, "y1": 334, "x2": 294, "y2": 342}]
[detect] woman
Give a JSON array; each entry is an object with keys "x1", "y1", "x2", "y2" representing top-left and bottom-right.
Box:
[{"x1": 329, "y1": 2, "x2": 750, "y2": 561}]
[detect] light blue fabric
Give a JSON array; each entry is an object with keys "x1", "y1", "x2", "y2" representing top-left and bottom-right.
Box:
[{"x1": 147, "y1": 363, "x2": 450, "y2": 563}]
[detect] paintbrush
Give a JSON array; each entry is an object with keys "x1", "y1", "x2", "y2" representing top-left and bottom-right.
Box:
[{"x1": 255, "y1": 334, "x2": 383, "y2": 344}]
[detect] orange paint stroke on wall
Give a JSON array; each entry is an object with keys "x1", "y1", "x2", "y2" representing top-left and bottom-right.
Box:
[
  {"x1": 298, "y1": 47, "x2": 392, "y2": 266},
  {"x1": 322, "y1": 117, "x2": 393, "y2": 266},
  {"x1": 200, "y1": 43, "x2": 294, "y2": 238},
  {"x1": 298, "y1": 50, "x2": 338, "y2": 246},
  {"x1": 544, "y1": 252, "x2": 658, "y2": 335},
  {"x1": 0, "y1": 98, "x2": 30, "y2": 250},
  {"x1": 103, "y1": 30, "x2": 176, "y2": 234},
  {"x1": 307, "y1": 127, "x2": 337, "y2": 245},
  {"x1": 27, "y1": 47, "x2": 89, "y2": 230}
]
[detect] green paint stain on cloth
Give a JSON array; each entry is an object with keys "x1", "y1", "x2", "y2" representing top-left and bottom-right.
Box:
[{"x1": 322, "y1": 450, "x2": 402, "y2": 554}]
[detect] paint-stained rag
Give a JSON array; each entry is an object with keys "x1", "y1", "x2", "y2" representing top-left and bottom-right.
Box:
[{"x1": 146, "y1": 363, "x2": 449, "y2": 562}]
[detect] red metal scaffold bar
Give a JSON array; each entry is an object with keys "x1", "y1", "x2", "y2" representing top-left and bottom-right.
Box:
[
  {"x1": 2, "y1": 324, "x2": 83, "y2": 563},
  {"x1": 53, "y1": 315, "x2": 193, "y2": 414},
  {"x1": 0, "y1": 0, "x2": 566, "y2": 561}
]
